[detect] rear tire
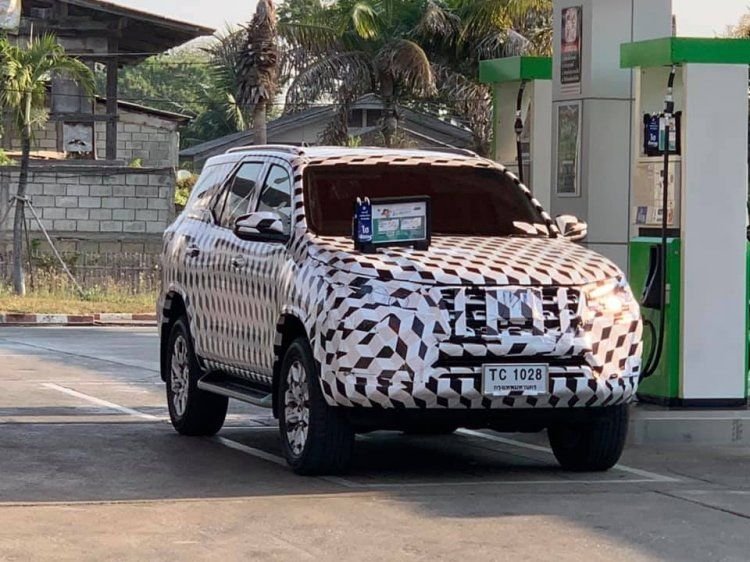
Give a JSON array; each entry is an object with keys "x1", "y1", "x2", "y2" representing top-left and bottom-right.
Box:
[
  {"x1": 548, "y1": 405, "x2": 629, "y2": 472},
  {"x1": 166, "y1": 317, "x2": 228, "y2": 436},
  {"x1": 278, "y1": 338, "x2": 354, "y2": 475}
]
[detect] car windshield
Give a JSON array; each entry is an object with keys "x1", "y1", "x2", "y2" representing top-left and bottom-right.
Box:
[{"x1": 303, "y1": 164, "x2": 549, "y2": 237}]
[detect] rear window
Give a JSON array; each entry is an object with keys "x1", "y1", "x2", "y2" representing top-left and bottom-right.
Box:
[{"x1": 303, "y1": 165, "x2": 548, "y2": 237}]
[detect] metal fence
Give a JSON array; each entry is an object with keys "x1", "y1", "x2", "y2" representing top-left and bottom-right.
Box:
[{"x1": 0, "y1": 251, "x2": 161, "y2": 294}]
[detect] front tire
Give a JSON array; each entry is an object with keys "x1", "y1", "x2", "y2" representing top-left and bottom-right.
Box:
[
  {"x1": 166, "y1": 317, "x2": 228, "y2": 436},
  {"x1": 278, "y1": 338, "x2": 354, "y2": 475},
  {"x1": 548, "y1": 405, "x2": 629, "y2": 472}
]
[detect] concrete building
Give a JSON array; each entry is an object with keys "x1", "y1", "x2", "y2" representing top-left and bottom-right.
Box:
[{"x1": 0, "y1": 0, "x2": 213, "y2": 254}]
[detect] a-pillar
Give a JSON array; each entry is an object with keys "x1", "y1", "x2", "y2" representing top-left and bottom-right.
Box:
[{"x1": 549, "y1": 0, "x2": 672, "y2": 269}]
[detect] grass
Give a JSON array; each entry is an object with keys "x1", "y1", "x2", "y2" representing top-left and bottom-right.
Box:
[
  {"x1": 0, "y1": 271, "x2": 157, "y2": 315},
  {"x1": 0, "y1": 292, "x2": 157, "y2": 315}
]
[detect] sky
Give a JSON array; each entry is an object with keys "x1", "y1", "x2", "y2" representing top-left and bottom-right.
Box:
[{"x1": 112, "y1": 0, "x2": 746, "y2": 37}]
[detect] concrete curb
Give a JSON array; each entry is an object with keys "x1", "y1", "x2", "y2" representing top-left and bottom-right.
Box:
[
  {"x1": 629, "y1": 405, "x2": 750, "y2": 446},
  {"x1": 0, "y1": 313, "x2": 157, "y2": 327}
]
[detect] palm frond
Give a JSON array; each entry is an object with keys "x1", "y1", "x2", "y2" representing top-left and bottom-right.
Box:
[
  {"x1": 0, "y1": 33, "x2": 95, "y2": 132},
  {"x1": 285, "y1": 51, "x2": 374, "y2": 110},
  {"x1": 279, "y1": 21, "x2": 340, "y2": 56},
  {"x1": 431, "y1": 64, "x2": 492, "y2": 155},
  {"x1": 411, "y1": 0, "x2": 460, "y2": 42},
  {"x1": 375, "y1": 39, "x2": 436, "y2": 97},
  {"x1": 474, "y1": 28, "x2": 532, "y2": 59},
  {"x1": 349, "y1": 2, "x2": 381, "y2": 40}
]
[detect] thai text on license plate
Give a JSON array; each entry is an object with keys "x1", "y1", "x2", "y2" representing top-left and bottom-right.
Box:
[{"x1": 482, "y1": 364, "x2": 549, "y2": 396}]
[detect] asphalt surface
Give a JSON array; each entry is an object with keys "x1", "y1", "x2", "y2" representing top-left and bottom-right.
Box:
[{"x1": 0, "y1": 327, "x2": 749, "y2": 561}]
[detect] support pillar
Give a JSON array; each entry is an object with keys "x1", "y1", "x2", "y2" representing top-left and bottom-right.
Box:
[{"x1": 549, "y1": 0, "x2": 672, "y2": 270}]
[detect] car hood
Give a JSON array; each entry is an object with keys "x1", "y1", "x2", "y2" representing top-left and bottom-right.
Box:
[{"x1": 309, "y1": 236, "x2": 622, "y2": 287}]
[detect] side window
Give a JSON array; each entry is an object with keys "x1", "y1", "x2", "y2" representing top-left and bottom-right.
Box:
[
  {"x1": 185, "y1": 165, "x2": 224, "y2": 218},
  {"x1": 215, "y1": 161, "x2": 265, "y2": 229},
  {"x1": 257, "y1": 164, "x2": 293, "y2": 234}
]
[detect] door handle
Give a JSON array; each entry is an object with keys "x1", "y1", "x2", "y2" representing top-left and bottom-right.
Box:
[
  {"x1": 231, "y1": 255, "x2": 246, "y2": 268},
  {"x1": 186, "y1": 244, "x2": 200, "y2": 258}
]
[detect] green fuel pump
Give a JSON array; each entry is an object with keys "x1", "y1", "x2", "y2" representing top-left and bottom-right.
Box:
[
  {"x1": 638, "y1": 65, "x2": 676, "y2": 382},
  {"x1": 622, "y1": 38, "x2": 750, "y2": 407}
]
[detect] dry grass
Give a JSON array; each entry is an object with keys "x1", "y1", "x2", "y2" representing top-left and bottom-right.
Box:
[
  {"x1": 0, "y1": 270, "x2": 157, "y2": 315},
  {"x1": 0, "y1": 292, "x2": 157, "y2": 315}
]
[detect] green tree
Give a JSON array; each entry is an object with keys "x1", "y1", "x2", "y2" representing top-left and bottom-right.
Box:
[
  {"x1": 281, "y1": 0, "x2": 436, "y2": 147},
  {"x1": 412, "y1": 0, "x2": 552, "y2": 155},
  {"x1": 237, "y1": 0, "x2": 281, "y2": 145},
  {"x1": 0, "y1": 34, "x2": 95, "y2": 296},
  {"x1": 728, "y1": 10, "x2": 750, "y2": 38},
  {"x1": 99, "y1": 46, "x2": 244, "y2": 149}
]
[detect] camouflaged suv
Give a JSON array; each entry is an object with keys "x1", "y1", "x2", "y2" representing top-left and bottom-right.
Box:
[{"x1": 158, "y1": 146, "x2": 643, "y2": 475}]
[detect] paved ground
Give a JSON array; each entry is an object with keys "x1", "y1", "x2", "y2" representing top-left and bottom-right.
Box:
[{"x1": 0, "y1": 327, "x2": 748, "y2": 561}]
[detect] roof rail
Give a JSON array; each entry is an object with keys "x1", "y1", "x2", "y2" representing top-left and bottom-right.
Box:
[
  {"x1": 225, "y1": 144, "x2": 305, "y2": 155},
  {"x1": 420, "y1": 147, "x2": 480, "y2": 158}
]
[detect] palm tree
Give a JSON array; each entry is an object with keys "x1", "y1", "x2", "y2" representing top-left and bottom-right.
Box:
[
  {"x1": 237, "y1": 0, "x2": 281, "y2": 145},
  {"x1": 281, "y1": 0, "x2": 436, "y2": 147},
  {"x1": 411, "y1": 0, "x2": 552, "y2": 155},
  {"x1": 0, "y1": 34, "x2": 95, "y2": 296}
]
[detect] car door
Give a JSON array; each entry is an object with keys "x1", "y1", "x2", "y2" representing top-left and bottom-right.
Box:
[
  {"x1": 203, "y1": 159, "x2": 267, "y2": 365},
  {"x1": 228, "y1": 160, "x2": 295, "y2": 379},
  {"x1": 169, "y1": 162, "x2": 231, "y2": 359}
]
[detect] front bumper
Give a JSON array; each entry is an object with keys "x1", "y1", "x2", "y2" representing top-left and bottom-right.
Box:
[
  {"x1": 319, "y1": 362, "x2": 641, "y2": 410},
  {"x1": 316, "y1": 282, "x2": 643, "y2": 410}
]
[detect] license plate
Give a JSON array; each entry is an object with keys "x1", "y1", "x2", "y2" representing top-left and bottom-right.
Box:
[{"x1": 482, "y1": 364, "x2": 549, "y2": 396}]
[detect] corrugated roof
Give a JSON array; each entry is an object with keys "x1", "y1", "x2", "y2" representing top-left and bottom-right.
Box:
[{"x1": 180, "y1": 97, "x2": 474, "y2": 161}]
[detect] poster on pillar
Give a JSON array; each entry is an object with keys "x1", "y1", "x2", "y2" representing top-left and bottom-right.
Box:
[
  {"x1": 0, "y1": 0, "x2": 20, "y2": 31},
  {"x1": 555, "y1": 102, "x2": 581, "y2": 197},
  {"x1": 560, "y1": 6, "x2": 582, "y2": 96}
]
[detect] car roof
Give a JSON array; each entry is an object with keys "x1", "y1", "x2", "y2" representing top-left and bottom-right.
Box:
[{"x1": 215, "y1": 145, "x2": 481, "y2": 162}]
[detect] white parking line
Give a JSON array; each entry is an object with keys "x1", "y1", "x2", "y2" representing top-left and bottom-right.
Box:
[
  {"x1": 41, "y1": 383, "x2": 161, "y2": 421},
  {"x1": 212, "y1": 436, "x2": 288, "y2": 466},
  {"x1": 325, "y1": 477, "x2": 666, "y2": 489},
  {"x1": 211, "y1": 428, "x2": 680, "y2": 489},
  {"x1": 457, "y1": 429, "x2": 680, "y2": 483}
]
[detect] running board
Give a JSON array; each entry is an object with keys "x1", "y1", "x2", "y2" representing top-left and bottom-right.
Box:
[{"x1": 198, "y1": 374, "x2": 273, "y2": 409}]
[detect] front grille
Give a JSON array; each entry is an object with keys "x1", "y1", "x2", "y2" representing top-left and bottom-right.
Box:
[
  {"x1": 435, "y1": 355, "x2": 587, "y2": 369},
  {"x1": 441, "y1": 287, "x2": 581, "y2": 339}
]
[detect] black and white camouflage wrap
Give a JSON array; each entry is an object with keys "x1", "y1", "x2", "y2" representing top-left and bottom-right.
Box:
[{"x1": 159, "y1": 148, "x2": 643, "y2": 412}]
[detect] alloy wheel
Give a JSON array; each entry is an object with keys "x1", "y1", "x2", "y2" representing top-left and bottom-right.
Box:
[
  {"x1": 284, "y1": 360, "x2": 310, "y2": 457},
  {"x1": 170, "y1": 334, "x2": 190, "y2": 417}
]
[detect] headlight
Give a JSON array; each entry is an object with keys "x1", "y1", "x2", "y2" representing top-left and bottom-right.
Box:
[{"x1": 584, "y1": 277, "x2": 638, "y2": 319}]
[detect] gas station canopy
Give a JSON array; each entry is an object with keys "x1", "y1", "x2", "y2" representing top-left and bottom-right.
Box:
[
  {"x1": 621, "y1": 37, "x2": 750, "y2": 69},
  {"x1": 479, "y1": 56, "x2": 552, "y2": 84}
]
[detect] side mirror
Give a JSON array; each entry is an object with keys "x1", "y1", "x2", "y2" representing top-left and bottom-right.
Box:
[
  {"x1": 556, "y1": 214, "x2": 588, "y2": 242},
  {"x1": 234, "y1": 212, "x2": 288, "y2": 243}
]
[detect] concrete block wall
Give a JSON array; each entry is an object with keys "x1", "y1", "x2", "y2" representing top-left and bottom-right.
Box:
[
  {"x1": 4, "y1": 106, "x2": 181, "y2": 168},
  {"x1": 0, "y1": 165, "x2": 175, "y2": 254},
  {"x1": 94, "y1": 109, "x2": 181, "y2": 168}
]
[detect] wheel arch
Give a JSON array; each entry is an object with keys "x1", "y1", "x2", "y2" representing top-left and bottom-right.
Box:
[
  {"x1": 160, "y1": 289, "x2": 189, "y2": 382},
  {"x1": 272, "y1": 313, "x2": 309, "y2": 417}
]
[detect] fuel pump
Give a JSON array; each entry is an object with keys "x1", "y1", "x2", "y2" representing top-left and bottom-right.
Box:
[
  {"x1": 623, "y1": 37, "x2": 750, "y2": 407},
  {"x1": 640, "y1": 65, "x2": 676, "y2": 380},
  {"x1": 479, "y1": 56, "x2": 552, "y2": 208},
  {"x1": 514, "y1": 80, "x2": 528, "y2": 186}
]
